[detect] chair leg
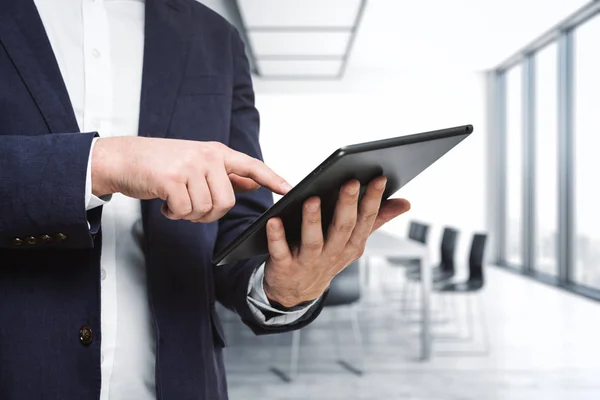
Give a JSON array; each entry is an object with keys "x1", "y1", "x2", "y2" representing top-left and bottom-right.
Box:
[
  {"x1": 385, "y1": 265, "x2": 401, "y2": 297},
  {"x1": 333, "y1": 309, "x2": 343, "y2": 362},
  {"x1": 437, "y1": 292, "x2": 447, "y2": 320},
  {"x1": 400, "y1": 278, "x2": 411, "y2": 315},
  {"x1": 383, "y1": 262, "x2": 393, "y2": 292},
  {"x1": 363, "y1": 257, "x2": 371, "y2": 288},
  {"x1": 434, "y1": 292, "x2": 491, "y2": 357},
  {"x1": 402, "y1": 289, "x2": 456, "y2": 326},
  {"x1": 350, "y1": 306, "x2": 365, "y2": 373},
  {"x1": 477, "y1": 293, "x2": 491, "y2": 355},
  {"x1": 432, "y1": 293, "x2": 468, "y2": 340},
  {"x1": 409, "y1": 280, "x2": 419, "y2": 311},
  {"x1": 449, "y1": 292, "x2": 457, "y2": 322},
  {"x1": 442, "y1": 293, "x2": 474, "y2": 340},
  {"x1": 403, "y1": 281, "x2": 435, "y2": 318},
  {"x1": 335, "y1": 306, "x2": 364, "y2": 376},
  {"x1": 437, "y1": 292, "x2": 455, "y2": 327},
  {"x1": 289, "y1": 329, "x2": 301, "y2": 380},
  {"x1": 465, "y1": 292, "x2": 475, "y2": 340}
]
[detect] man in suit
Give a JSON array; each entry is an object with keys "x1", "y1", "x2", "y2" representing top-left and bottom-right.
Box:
[{"x1": 0, "y1": 0, "x2": 410, "y2": 399}]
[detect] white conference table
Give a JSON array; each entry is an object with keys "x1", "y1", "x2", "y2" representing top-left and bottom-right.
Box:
[{"x1": 362, "y1": 230, "x2": 432, "y2": 361}]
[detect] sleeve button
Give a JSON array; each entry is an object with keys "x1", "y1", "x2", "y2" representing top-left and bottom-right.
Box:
[
  {"x1": 39, "y1": 234, "x2": 53, "y2": 244},
  {"x1": 54, "y1": 233, "x2": 68, "y2": 242},
  {"x1": 24, "y1": 236, "x2": 38, "y2": 245},
  {"x1": 10, "y1": 237, "x2": 23, "y2": 246}
]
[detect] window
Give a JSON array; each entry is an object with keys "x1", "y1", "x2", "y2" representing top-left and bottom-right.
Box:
[
  {"x1": 534, "y1": 43, "x2": 559, "y2": 276},
  {"x1": 505, "y1": 65, "x2": 524, "y2": 267},
  {"x1": 494, "y1": 4, "x2": 600, "y2": 301},
  {"x1": 573, "y1": 16, "x2": 600, "y2": 289}
]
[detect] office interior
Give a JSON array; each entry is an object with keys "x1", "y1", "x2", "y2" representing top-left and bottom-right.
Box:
[{"x1": 205, "y1": 1, "x2": 600, "y2": 399}]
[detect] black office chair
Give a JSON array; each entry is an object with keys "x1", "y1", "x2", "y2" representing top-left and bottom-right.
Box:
[
  {"x1": 434, "y1": 233, "x2": 490, "y2": 355},
  {"x1": 406, "y1": 227, "x2": 459, "y2": 282},
  {"x1": 382, "y1": 221, "x2": 430, "y2": 298},
  {"x1": 410, "y1": 221, "x2": 430, "y2": 244},
  {"x1": 386, "y1": 221, "x2": 430, "y2": 268},
  {"x1": 288, "y1": 261, "x2": 363, "y2": 380},
  {"x1": 437, "y1": 233, "x2": 486, "y2": 292},
  {"x1": 400, "y1": 227, "x2": 459, "y2": 316}
]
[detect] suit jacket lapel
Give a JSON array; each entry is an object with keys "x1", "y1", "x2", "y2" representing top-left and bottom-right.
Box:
[
  {"x1": 0, "y1": 0, "x2": 79, "y2": 133},
  {"x1": 138, "y1": 0, "x2": 192, "y2": 139}
]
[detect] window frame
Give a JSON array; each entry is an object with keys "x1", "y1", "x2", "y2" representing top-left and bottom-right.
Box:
[{"x1": 491, "y1": 2, "x2": 600, "y2": 301}]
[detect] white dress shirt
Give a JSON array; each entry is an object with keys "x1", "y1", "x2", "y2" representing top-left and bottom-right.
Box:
[{"x1": 33, "y1": 1, "x2": 317, "y2": 399}]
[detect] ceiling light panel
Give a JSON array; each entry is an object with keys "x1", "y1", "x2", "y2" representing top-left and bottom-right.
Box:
[
  {"x1": 257, "y1": 59, "x2": 343, "y2": 77},
  {"x1": 238, "y1": 0, "x2": 362, "y2": 28},
  {"x1": 250, "y1": 31, "x2": 351, "y2": 57}
]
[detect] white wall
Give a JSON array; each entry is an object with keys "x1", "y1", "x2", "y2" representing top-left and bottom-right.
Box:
[{"x1": 255, "y1": 70, "x2": 487, "y2": 265}]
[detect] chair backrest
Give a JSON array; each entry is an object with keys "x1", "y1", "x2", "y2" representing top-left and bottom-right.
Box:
[
  {"x1": 408, "y1": 221, "x2": 420, "y2": 241},
  {"x1": 418, "y1": 224, "x2": 430, "y2": 244},
  {"x1": 439, "y1": 227, "x2": 459, "y2": 273},
  {"x1": 468, "y1": 233, "x2": 488, "y2": 284},
  {"x1": 408, "y1": 221, "x2": 430, "y2": 244},
  {"x1": 324, "y1": 261, "x2": 361, "y2": 307}
]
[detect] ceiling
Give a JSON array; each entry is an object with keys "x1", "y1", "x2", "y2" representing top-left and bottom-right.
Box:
[
  {"x1": 236, "y1": 0, "x2": 365, "y2": 79},
  {"x1": 201, "y1": 0, "x2": 590, "y2": 81}
]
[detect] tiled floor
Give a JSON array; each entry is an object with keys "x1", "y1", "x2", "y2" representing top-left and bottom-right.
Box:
[{"x1": 218, "y1": 262, "x2": 600, "y2": 399}]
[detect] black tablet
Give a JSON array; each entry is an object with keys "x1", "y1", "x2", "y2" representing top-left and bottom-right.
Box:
[{"x1": 213, "y1": 124, "x2": 473, "y2": 266}]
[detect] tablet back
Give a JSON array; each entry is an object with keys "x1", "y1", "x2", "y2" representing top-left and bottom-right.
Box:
[{"x1": 214, "y1": 125, "x2": 473, "y2": 265}]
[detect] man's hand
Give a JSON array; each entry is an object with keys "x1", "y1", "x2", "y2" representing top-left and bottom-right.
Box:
[
  {"x1": 91, "y1": 137, "x2": 291, "y2": 223},
  {"x1": 263, "y1": 177, "x2": 411, "y2": 308}
]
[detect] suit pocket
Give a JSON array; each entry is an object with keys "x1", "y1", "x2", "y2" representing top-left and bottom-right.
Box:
[
  {"x1": 179, "y1": 75, "x2": 231, "y2": 96},
  {"x1": 209, "y1": 304, "x2": 227, "y2": 348}
]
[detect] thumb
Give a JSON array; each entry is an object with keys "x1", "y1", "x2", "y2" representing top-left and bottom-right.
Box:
[{"x1": 371, "y1": 198, "x2": 411, "y2": 232}]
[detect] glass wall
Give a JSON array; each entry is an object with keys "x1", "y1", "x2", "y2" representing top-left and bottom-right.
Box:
[
  {"x1": 505, "y1": 66, "x2": 523, "y2": 267},
  {"x1": 494, "y1": 5, "x2": 600, "y2": 300},
  {"x1": 573, "y1": 16, "x2": 600, "y2": 290},
  {"x1": 534, "y1": 43, "x2": 558, "y2": 276}
]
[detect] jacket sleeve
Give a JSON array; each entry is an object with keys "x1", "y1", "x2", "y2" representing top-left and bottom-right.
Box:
[
  {"x1": 212, "y1": 27, "x2": 326, "y2": 335},
  {"x1": 0, "y1": 131, "x2": 101, "y2": 249}
]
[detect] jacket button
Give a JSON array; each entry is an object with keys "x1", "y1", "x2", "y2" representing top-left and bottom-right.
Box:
[
  {"x1": 24, "y1": 236, "x2": 38, "y2": 245},
  {"x1": 39, "y1": 234, "x2": 53, "y2": 244},
  {"x1": 10, "y1": 237, "x2": 23, "y2": 246},
  {"x1": 54, "y1": 233, "x2": 68, "y2": 242},
  {"x1": 80, "y1": 326, "x2": 94, "y2": 346}
]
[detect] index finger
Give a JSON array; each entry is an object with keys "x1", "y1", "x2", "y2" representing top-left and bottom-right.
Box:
[{"x1": 224, "y1": 150, "x2": 292, "y2": 195}]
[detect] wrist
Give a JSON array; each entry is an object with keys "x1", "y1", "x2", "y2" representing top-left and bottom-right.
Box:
[
  {"x1": 263, "y1": 279, "x2": 325, "y2": 308},
  {"x1": 267, "y1": 297, "x2": 316, "y2": 311},
  {"x1": 91, "y1": 138, "x2": 118, "y2": 197}
]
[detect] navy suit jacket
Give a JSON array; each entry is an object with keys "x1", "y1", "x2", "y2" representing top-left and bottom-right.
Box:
[{"x1": 0, "y1": 0, "x2": 325, "y2": 399}]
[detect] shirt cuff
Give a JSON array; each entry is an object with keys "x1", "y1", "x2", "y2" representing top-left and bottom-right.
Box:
[
  {"x1": 246, "y1": 263, "x2": 320, "y2": 326},
  {"x1": 86, "y1": 137, "x2": 112, "y2": 211}
]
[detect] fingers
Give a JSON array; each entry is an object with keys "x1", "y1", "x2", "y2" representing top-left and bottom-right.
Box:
[
  {"x1": 298, "y1": 197, "x2": 324, "y2": 264},
  {"x1": 323, "y1": 180, "x2": 360, "y2": 256},
  {"x1": 371, "y1": 198, "x2": 411, "y2": 232},
  {"x1": 266, "y1": 218, "x2": 293, "y2": 265},
  {"x1": 163, "y1": 169, "x2": 238, "y2": 223},
  {"x1": 161, "y1": 183, "x2": 193, "y2": 220},
  {"x1": 165, "y1": 167, "x2": 236, "y2": 223},
  {"x1": 229, "y1": 173, "x2": 260, "y2": 192},
  {"x1": 186, "y1": 176, "x2": 213, "y2": 221},
  {"x1": 203, "y1": 168, "x2": 236, "y2": 221},
  {"x1": 346, "y1": 177, "x2": 387, "y2": 254},
  {"x1": 160, "y1": 143, "x2": 290, "y2": 224},
  {"x1": 224, "y1": 150, "x2": 292, "y2": 195}
]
